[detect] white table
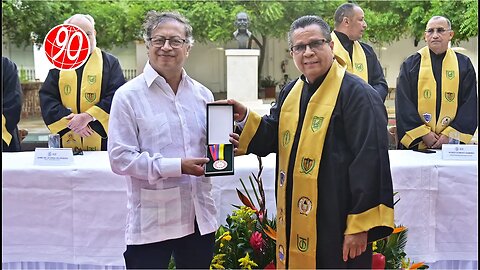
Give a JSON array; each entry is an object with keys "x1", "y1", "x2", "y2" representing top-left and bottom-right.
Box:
[
  {"x1": 2, "y1": 151, "x2": 276, "y2": 269},
  {"x1": 2, "y1": 150, "x2": 477, "y2": 269},
  {"x1": 389, "y1": 150, "x2": 478, "y2": 269}
]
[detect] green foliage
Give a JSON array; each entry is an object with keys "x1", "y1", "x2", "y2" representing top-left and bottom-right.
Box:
[
  {"x1": 18, "y1": 66, "x2": 28, "y2": 82},
  {"x1": 3, "y1": 0, "x2": 478, "y2": 49},
  {"x1": 211, "y1": 156, "x2": 276, "y2": 269},
  {"x1": 374, "y1": 227, "x2": 408, "y2": 269},
  {"x1": 260, "y1": 76, "x2": 279, "y2": 87}
]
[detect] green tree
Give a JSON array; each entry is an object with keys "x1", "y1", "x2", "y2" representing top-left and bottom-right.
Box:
[{"x1": 2, "y1": 0, "x2": 477, "y2": 75}]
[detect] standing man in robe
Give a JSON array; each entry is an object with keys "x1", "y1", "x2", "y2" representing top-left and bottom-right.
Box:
[
  {"x1": 226, "y1": 15, "x2": 394, "y2": 268},
  {"x1": 395, "y1": 16, "x2": 477, "y2": 150},
  {"x1": 2, "y1": 57, "x2": 23, "y2": 152},
  {"x1": 332, "y1": 3, "x2": 388, "y2": 101},
  {"x1": 108, "y1": 11, "x2": 217, "y2": 269},
  {"x1": 39, "y1": 14, "x2": 126, "y2": 151}
]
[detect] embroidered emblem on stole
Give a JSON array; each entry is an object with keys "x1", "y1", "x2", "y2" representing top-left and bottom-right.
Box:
[
  {"x1": 278, "y1": 245, "x2": 285, "y2": 262},
  {"x1": 311, "y1": 116, "x2": 323, "y2": 132},
  {"x1": 85, "y1": 92, "x2": 97, "y2": 103},
  {"x1": 296, "y1": 235, "x2": 309, "y2": 252},
  {"x1": 282, "y1": 130, "x2": 291, "y2": 147},
  {"x1": 423, "y1": 89, "x2": 431, "y2": 99},
  {"x1": 88, "y1": 75, "x2": 96, "y2": 84},
  {"x1": 300, "y1": 157, "x2": 315, "y2": 174},
  {"x1": 298, "y1": 197, "x2": 312, "y2": 215},
  {"x1": 354, "y1": 63, "x2": 364, "y2": 72},
  {"x1": 423, "y1": 113, "x2": 432, "y2": 123},
  {"x1": 444, "y1": 92, "x2": 455, "y2": 102},
  {"x1": 64, "y1": 85, "x2": 72, "y2": 95},
  {"x1": 441, "y1": 116, "x2": 451, "y2": 126},
  {"x1": 446, "y1": 70, "x2": 455, "y2": 80}
]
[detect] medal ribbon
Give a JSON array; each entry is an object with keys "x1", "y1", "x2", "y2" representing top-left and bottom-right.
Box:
[
  {"x1": 209, "y1": 144, "x2": 225, "y2": 161},
  {"x1": 209, "y1": 144, "x2": 219, "y2": 161}
]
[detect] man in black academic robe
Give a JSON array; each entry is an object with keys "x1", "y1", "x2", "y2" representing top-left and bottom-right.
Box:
[
  {"x1": 39, "y1": 14, "x2": 125, "y2": 151},
  {"x1": 395, "y1": 16, "x2": 477, "y2": 149},
  {"x1": 2, "y1": 57, "x2": 23, "y2": 152},
  {"x1": 226, "y1": 15, "x2": 394, "y2": 269},
  {"x1": 332, "y1": 3, "x2": 389, "y2": 102}
]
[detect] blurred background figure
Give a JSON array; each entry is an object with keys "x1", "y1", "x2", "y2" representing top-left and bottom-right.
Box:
[{"x1": 2, "y1": 57, "x2": 23, "y2": 152}]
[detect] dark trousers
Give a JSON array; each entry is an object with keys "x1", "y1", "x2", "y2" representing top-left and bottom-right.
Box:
[{"x1": 123, "y1": 221, "x2": 215, "y2": 269}]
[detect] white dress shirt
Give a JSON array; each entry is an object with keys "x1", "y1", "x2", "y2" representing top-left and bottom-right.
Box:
[{"x1": 108, "y1": 62, "x2": 217, "y2": 245}]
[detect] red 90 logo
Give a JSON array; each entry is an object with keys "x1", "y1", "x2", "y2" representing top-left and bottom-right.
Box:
[{"x1": 43, "y1": 24, "x2": 91, "y2": 70}]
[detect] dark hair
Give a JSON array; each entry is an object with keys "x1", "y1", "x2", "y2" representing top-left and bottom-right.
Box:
[
  {"x1": 334, "y1": 3, "x2": 360, "y2": 28},
  {"x1": 143, "y1": 11, "x2": 194, "y2": 48},
  {"x1": 287, "y1": 15, "x2": 331, "y2": 47}
]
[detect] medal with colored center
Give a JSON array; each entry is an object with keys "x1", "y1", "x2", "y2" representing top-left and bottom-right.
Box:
[{"x1": 209, "y1": 144, "x2": 228, "y2": 170}]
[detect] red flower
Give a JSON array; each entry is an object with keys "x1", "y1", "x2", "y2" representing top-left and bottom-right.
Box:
[
  {"x1": 249, "y1": 231, "x2": 264, "y2": 251},
  {"x1": 264, "y1": 262, "x2": 275, "y2": 269},
  {"x1": 372, "y1": 253, "x2": 386, "y2": 269}
]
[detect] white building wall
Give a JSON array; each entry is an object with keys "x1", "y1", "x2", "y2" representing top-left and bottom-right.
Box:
[
  {"x1": 2, "y1": 41, "x2": 36, "y2": 75},
  {"x1": 4, "y1": 36, "x2": 477, "y2": 91}
]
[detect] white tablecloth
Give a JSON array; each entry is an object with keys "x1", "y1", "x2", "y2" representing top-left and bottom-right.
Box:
[{"x1": 2, "y1": 150, "x2": 477, "y2": 268}]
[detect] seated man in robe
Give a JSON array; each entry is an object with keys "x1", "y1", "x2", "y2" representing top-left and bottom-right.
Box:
[
  {"x1": 39, "y1": 14, "x2": 126, "y2": 151},
  {"x1": 395, "y1": 16, "x2": 477, "y2": 149}
]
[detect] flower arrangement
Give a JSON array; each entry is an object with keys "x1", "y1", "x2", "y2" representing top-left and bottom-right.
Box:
[
  {"x1": 210, "y1": 156, "x2": 276, "y2": 269},
  {"x1": 210, "y1": 160, "x2": 429, "y2": 270}
]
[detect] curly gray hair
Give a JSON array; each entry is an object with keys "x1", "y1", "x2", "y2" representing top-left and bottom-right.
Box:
[{"x1": 143, "y1": 11, "x2": 194, "y2": 48}]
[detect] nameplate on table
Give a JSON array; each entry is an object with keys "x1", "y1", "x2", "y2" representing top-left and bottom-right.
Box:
[
  {"x1": 441, "y1": 144, "x2": 478, "y2": 160},
  {"x1": 34, "y1": 148, "x2": 74, "y2": 166}
]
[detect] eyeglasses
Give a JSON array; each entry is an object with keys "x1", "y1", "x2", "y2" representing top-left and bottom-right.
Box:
[
  {"x1": 149, "y1": 37, "x2": 187, "y2": 49},
  {"x1": 290, "y1": 39, "x2": 329, "y2": 54},
  {"x1": 425, "y1": 27, "x2": 451, "y2": 35}
]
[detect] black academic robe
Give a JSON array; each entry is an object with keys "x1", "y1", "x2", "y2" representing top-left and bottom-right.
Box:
[
  {"x1": 395, "y1": 50, "x2": 478, "y2": 149},
  {"x1": 2, "y1": 57, "x2": 23, "y2": 152},
  {"x1": 242, "y1": 72, "x2": 394, "y2": 268},
  {"x1": 39, "y1": 50, "x2": 126, "y2": 150},
  {"x1": 334, "y1": 30, "x2": 389, "y2": 102}
]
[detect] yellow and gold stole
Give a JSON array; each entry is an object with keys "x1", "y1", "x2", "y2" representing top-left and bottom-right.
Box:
[
  {"x1": 2, "y1": 114, "x2": 12, "y2": 146},
  {"x1": 331, "y1": 32, "x2": 368, "y2": 82},
  {"x1": 48, "y1": 47, "x2": 104, "y2": 150},
  {"x1": 274, "y1": 60, "x2": 345, "y2": 269},
  {"x1": 401, "y1": 46, "x2": 466, "y2": 148}
]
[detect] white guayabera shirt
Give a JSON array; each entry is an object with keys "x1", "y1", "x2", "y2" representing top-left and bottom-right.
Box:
[{"x1": 108, "y1": 62, "x2": 217, "y2": 245}]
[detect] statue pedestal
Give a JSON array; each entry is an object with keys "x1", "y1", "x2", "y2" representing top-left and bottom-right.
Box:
[
  {"x1": 226, "y1": 49, "x2": 272, "y2": 116},
  {"x1": 225, "y1": 49, "x2": 260, "y2": 102}
]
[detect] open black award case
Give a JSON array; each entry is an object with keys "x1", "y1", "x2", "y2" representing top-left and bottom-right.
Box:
[{"x1": 205, "y1": 104, "x2": 234, "y2": 176}]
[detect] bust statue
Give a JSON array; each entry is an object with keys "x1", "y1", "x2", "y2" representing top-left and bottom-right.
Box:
[{"x1": 233, "y1": 12, "x2": 252, "y2": 49}]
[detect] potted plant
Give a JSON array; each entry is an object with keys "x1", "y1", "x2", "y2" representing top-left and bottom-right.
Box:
[{"x1": 259, "y1": 76, "x2": 279, "y2": 99}]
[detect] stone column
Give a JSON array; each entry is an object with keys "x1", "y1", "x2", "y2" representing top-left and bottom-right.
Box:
[
  {"x1": 225, "y1": 49, "x2": 261, "y2": 102},
  {"x1": 225, "y1": 49, "x2": 272, "y2": 116}
]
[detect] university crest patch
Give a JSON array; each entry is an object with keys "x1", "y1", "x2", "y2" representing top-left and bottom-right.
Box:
[
  {"x1": 282, "y1": 130, "x2": 291, "y2": 147},
  {"x1": 85, "y1": 92, "x2": 97, "y2": 103},
  {"x1": 441, "y1": 116, "x2": 451, "y2": 126},
  {"x1": 278, "y1": 245, "x2": 285, "y2": 262},
  {"x1": 444, "y1": 92, "x2": 455, "y2": 102},
  {"x1": 300, "y1": 157, "x2": 315, "y2": 174},
  {"x1": 88, "y1": 75, "x2": 96, "y2": 84},
  {"x1": 297, "y1": 235, "x2": 309, "y2": 252},
  {"x1": 423, "y1": 89, "x2": 431, "y2": 99},
  {"x1": 311, "y1": 116, "x2": 323, "y2": 132},
  {"x1": 423, "y1": 113, "x2": 431, "y2": 123},
  {"x1": 64, "y1": 85, "x2": 72, "y2": 95},
  {"x1": 446, "y1": 70, "x2": 455, "y2": 80},
  {"x1": 354, "y1": 63, "x2": 364, "y2": 72},
  {"x1": 298, "y1": 196, "x2": 312, "y2": 215}
]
